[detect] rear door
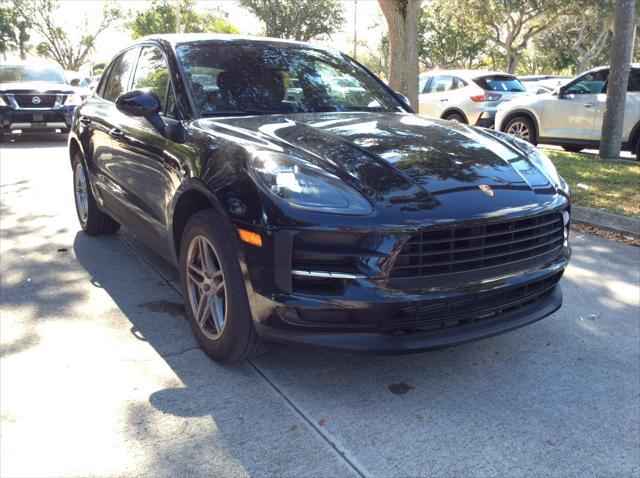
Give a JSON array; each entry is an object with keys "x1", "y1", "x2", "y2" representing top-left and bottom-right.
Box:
[
  {"x1": 590, "y1": 68, "x2": 640, "y2": 143},
  {"x1": 419, "y1": 75, "x2": 453, "y2": 118}
]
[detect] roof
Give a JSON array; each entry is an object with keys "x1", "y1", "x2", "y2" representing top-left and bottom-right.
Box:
[
  {"x1": 419, "y1": 69, "x2": 515, "y2": 79},
  {"x1": 138, "y1": 33, "x2": 312, "y2": 48}
]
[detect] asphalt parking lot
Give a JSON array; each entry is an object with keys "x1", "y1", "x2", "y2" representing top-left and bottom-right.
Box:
[{"x1": 1, "y1": 134, "x2": 639, "y2": 477}]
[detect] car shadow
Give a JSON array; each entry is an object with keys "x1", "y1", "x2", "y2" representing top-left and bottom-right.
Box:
[{"x1": 1, "y1": 132, "x2": 68, "y2": 149}]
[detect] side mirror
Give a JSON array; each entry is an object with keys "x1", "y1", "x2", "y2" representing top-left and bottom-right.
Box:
[
  {"x1": 115, "y1": 89, "x2": 165, "y2": 133},
  {"x1": 116, "y1": 89, "x2": 161, "y2": 116}
]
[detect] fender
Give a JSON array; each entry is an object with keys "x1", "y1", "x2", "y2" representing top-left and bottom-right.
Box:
[
  {"x1": 440, "y1": 108, "x2": 469, "y2": 123},
  {"x1": 498, "y1": 107, "x2": 541, "y2": 138}
]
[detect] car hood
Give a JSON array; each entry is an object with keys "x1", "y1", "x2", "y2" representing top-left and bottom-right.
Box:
[
  {"x1": 0, "y1": 81, "x2": 75, "y2": 94},
  {"x1": 196, "y1": 112, "x2": 561, "y2": 221}
]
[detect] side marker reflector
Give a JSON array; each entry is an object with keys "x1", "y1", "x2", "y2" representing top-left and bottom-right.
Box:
[{"x1": 238, "y1": 228, "x2": 262, "y2": 247}]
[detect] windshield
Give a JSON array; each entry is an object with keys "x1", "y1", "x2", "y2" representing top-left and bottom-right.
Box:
[
  {"x1": 176, "y1": 41, "x2": 404, "y2": 116},
  {"x1": 474, "y1": 75, "x2": 526, "y2": 93},
  {"x1": 0, "y1": 65, "x2": 66, "y2": 84}
]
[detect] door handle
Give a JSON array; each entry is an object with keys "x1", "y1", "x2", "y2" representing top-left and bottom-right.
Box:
[
  {"x1": 79, "y1": 117, "x2": 92, "y2": 126},
  {"x1": 583, "y1": 103, "x2": 594, "y2": 108},
  {"x1": 109, "y1": 128, "x2": 125, "y2": 140},
  {"x1": 439, "y1": 98, "x2": 449, "y2": 102}
]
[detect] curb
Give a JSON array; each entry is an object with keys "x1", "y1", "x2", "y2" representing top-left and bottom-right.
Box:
[{"x1": 571, "y1": 205, "x2": 640, "y2": 238}]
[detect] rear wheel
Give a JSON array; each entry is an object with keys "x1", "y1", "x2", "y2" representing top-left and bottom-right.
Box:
[
  {"x1": 505, "y1": 116, "x2": 537, "y2": 145},
  {"x1": 562, "y1": 145, "x2": 583, "y2": 153},
  {"x1": 444, "y1": 112, "x2": 466, "y2": 123},
  {"x1": 179, "y1": 209, "x2": 265, "y2": 363},
  {"x1": 636, "y1": 136, "x2": 640, "y2": 161},
  {"x1": 72, "y1": 153, "x2": 120, "y2": 235}
]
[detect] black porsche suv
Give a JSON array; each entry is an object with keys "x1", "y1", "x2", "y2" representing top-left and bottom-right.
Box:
[
  {"x1": 0, "y1": 62, "x2": 83, "y2": 142},
  {"x1": 68, "y1": 34, "x2": 571, "y2": 362}
]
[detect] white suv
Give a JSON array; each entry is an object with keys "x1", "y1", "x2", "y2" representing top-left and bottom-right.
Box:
[
  {"x1": 496, "y1": 65, "x2": 640, "y2": 159},
  {"x1": 418, "y1": 70, "x2": 528, "y2": 127}
]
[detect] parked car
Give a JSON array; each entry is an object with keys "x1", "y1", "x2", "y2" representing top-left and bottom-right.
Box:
[
  {"x1": 418, "y1": 70, "x2": 529, "y2": 127},
  {"x1": 0, "y1": 61, "x2": 83, "y2": 141},
  {"x1": 497, "y1": 65, "x2": 640, "y2": 158},
  {"x1": 519, "y1": 75, "x2": 572, "y2": 95},
  {"x1": 69, "y1": 35, "x2": 571, "y2": 362}
]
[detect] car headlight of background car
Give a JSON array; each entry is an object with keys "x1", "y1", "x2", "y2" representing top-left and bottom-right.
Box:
[{"x1": 249, "y1": 151, "x2": 372, "y2": 215}]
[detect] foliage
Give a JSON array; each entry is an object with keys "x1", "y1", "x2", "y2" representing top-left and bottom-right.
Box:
[
  {"x1": 13, "y1": 0, "x2": 122, "y2": 71},
  {"x1": 419, "y1": 0, "x2": 489, "y2": 69},
  {"x1": 128, "y1": 0, "x2": 238, "y2": 39},
  {"x1": 238, "y1": 0, "x2": 344, "y2": 42},
  {"x1": 91, "y1": 62, "x2": 107, "y2": 76},
  {"x1": 547, "y1": 149, "x2": 640, "y2": 218},
  {"x1": 460, "y1": 0, "x2": 572, "y2": 73},
  {"x1": 0, "y1": 0, "x2": 30, "y2": 60}
]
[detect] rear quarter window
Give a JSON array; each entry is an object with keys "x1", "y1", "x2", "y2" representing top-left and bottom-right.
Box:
[{"x1": 474, "y1": 75, "x2": 526, "y2": 92}]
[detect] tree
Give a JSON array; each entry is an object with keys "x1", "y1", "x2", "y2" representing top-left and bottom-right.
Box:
[
  {"x1": 128, "y1": 0, "x2": 238, "y2": 39},
  {"x1": 238, "y1": 0, "x2": 344, "y2": 42},
  {"x1": 464, "y1": 0, "x2": 571, "y2": 73},
  {"x1": 600, "y1": 0, "x2": 636, "y2": 159},
  {"x1": 379, "y1": 0, "x2": 421, "y2": 109},
  {"x1": 419, "y1": 0, "x2": 488, "y2": 70},
  {"x1": 14, "y1": 0, "x2": 121, "y2": 71},
  {"x1": 0, "y1": 0, "x2": 30, "y2": 60}
]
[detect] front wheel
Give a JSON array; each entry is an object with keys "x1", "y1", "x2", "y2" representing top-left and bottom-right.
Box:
[
  {"x1": 444, "y1": 112, "x2": 466, "y2": 123},
  {"x1": 72, "y1": 153, "x2": 120, "y2": 235},
  {"x1": 179, "y1": 209, "x2": 264, "y2": 362},
  {"x1": 504, "y1": 116, "x2": 537, "y2": 145},
  {"x1": 635, "y1": 136, "x2": 640, "y2": 161}
]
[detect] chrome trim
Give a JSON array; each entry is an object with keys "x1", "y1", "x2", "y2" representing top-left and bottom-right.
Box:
[
  {"x1": 4, "y1": 93, "x2": 66, "y2": 110},
  {"x1": 10, "y1": 122, "x2": 67, "y2": 129},
  {"x1": 291, "y1": 269, "x2": 367, "y2": 279}
]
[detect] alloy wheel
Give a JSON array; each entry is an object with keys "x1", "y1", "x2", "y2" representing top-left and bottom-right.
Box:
[
  {"x1": 506, "y1": 121, "x2": 530, "y2": 141},
  {"x1": 186, "y1": 235, "x2": 227, "y2": 340},
  {"x1": 74, "y1": 163, "x2": 89, "y2": 222}
]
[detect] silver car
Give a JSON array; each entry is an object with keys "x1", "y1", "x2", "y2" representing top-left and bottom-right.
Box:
[
  {"x1": 496, "y1": 65, "x2": 640, "y2": 158},
  {"x1": 418, "y1": 70, "x2": 528, "y2": 127}
]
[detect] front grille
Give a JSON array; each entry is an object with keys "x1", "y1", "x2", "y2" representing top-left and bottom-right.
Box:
[
  {"x1": 391, "y1": 212, "x2": 565, "y2": 278},
  {"x1": 12, "y1": 113, "x2": 66, "y2": 123},
  {"x1": 388, "y1": 271, "x2": 562, "y2": 329},
  {"x1": 14, "y1": 94, "x2": 58, "y2": 108}
]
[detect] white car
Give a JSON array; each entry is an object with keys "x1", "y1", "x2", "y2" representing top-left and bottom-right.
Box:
[
  {"x1": 496, "y1": 65, "x2": 640, "y2": 159},
  {"x1": 418, "y1": 70, "x2": 529, "y2": 127}
]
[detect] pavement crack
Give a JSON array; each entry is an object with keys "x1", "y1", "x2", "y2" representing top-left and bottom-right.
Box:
[{"x1": 160, "y1": 346, "x2": 201, "y2": 359}]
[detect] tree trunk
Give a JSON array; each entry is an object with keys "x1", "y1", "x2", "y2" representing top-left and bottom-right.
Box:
[
  {"x1": 600, "y1": 0, "x2": 635, "y2": 159},
  {"x1": 379, "y1": 0, "x2": 420, "y2": 110},
  {"x1": 506, "y1": 49, "x2": 518, "y2": 74}
]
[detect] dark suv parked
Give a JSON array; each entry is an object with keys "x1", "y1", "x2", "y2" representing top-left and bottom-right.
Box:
[
  {"x1": 69, "y1": 35, "x2": 571, "y2": 362},
  {"x1": 0, "y1": 62, "x2": 82, "y2": 141}
]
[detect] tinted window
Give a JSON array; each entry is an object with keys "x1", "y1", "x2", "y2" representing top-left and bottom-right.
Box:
[
  {"x1": 132, "y1": 46, "x2": 170, "y2": 114},
  {"x1": 103, "y1": 48, "x2": 139, "y2": 102},
  {"x1": 0, "y1": 65, "x2": 66, "y2": 83},
  {"x1": 628, "y1": 70, "x2": 640, "y2": 92},
  {"x1": 474, "y1": 75, "x2": 525, "y2": 92},
  {"x1": 175, "y1": 41, "x2": 403, "y2": 115},
  {"x1": 564, "y1": 70, "x2": 608, "y2": 95},
  {"x1": 453, "y1": 77, "x2": 467, "y2": 89},
  {"x1": 427, "y1": 76, "x2": 453, "y2": 93}
]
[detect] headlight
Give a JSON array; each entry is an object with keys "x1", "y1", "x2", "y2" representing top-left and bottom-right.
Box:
[
  {"x1": 64, "y1": 94, "x2": 83, "y2": 106},
  {"x1": 249, "y1": 151, "x2": 372, "y2": 215}
]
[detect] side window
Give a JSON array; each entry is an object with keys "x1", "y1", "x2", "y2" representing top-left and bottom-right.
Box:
[
  {"x1": 419, "y1": 75, "x2": 432, "y2": 94},
  {"x1": 427, "y1": 76, "x2": 453, "y2": 93},
  {"x1": 132, "y1": 46, "x2": 171, "y2": 115},
  {"x1": 627, "y1": 70, "x2": 640, "y2": 92},
  {"x1": 453, "y1": 77, "x2": 467, "y2": 90},
  {"x1": 564, "y1": 70, "x2": 608, "y2": 95},
  {"x1": 103, "y1": 48, "x2": 139, "y2": 102}
]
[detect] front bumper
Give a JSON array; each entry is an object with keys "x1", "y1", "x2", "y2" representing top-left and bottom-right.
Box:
[
  {"x1": 1, "y1": 105, "x2": 75, "y2": 134},
  {"x1": 240, "y1": 208, "x2": 571, "y2": 353}
]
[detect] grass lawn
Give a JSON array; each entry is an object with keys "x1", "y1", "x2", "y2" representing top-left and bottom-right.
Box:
[{"x1": 544, "y1": 148, "x2": 640, "y2": 219}]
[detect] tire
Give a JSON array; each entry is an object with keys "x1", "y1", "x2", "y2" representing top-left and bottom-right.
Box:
[
  {"x1": 636, "y1": 136, "x2": 640, "y2": 161},
  {"x1": 0, "y1": 132, "x2": 4, "y2": 143},
  {"x1": 179, "y1": 209, "x2": 265, "y2": 363},
  {"x1": 444, "y1": 112, "x2": 466, "y2": 123},
  {"x1": 504, "y1": 116, "x2": 537, "y2": 145},
  {"x1": 562, "y1": 145, "x2": 583, "y2": 153},
  {"x1": 72, "y1": 153, "x2": 120, "y2": 235}
]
